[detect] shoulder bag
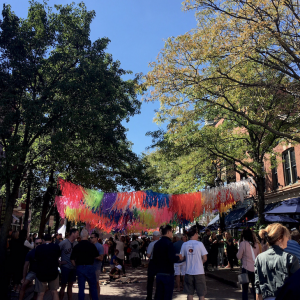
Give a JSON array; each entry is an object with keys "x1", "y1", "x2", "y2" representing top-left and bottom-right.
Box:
[{"x1": 238, "y1": 242, "x2": 256, "y2": 284}]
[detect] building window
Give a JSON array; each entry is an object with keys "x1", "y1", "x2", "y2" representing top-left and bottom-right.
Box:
[
  {"x1": 272, "y1": 167, "x2": 278, "y2": 190},
  {"x1": 283, "y1": 148, "x2": 298, "y2": 185}
]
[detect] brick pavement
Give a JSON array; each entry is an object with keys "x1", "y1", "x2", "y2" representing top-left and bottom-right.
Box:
[{"x1": 38, "y1": 263, "x2": 243, "y2": 300}]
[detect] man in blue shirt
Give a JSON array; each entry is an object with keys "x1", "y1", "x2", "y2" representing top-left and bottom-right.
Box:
[
  {"x1": 152, "y1": 225, "x2": 178, "y2": 300},
  {"x1": 91, "y1": 232, "x2": 104, "y2": 300},
  {"x1": 285, "y1": 230, "x2": 300, "y2": 262}
]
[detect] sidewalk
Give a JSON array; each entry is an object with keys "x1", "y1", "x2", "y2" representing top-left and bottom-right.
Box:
[{"x1": 206, "y1": 266, "x2": 240, "y2": 288}]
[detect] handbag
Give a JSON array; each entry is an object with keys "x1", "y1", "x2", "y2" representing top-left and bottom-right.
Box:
[
  {"x1": 238, "y1": 272, "x2": 249, "y2": 284},
  {"x1": 238, "y1": 242, "x2": 256, "y2": 284}
]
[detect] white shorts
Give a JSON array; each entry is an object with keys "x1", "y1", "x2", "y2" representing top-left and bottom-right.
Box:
[{"x1": 174, "y1": 262, "x2": 186, "y2": 276}]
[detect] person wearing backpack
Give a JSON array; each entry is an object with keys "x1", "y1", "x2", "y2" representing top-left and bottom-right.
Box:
[{"x1": 236, "y1": 228, "x2": 260, "y2": 300}]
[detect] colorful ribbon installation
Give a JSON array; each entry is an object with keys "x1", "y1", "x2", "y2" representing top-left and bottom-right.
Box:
[{"x1": 55, "y1": 178, "x2": 255, "y2": 233}]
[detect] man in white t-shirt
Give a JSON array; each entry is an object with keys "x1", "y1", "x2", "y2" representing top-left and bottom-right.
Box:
[{"x1": 180, "y1": 225, "x2": 208, "y2": 300}]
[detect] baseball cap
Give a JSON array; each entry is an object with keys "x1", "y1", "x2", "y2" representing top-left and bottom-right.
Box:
[
  {"x1": 116, "y1": 265, "x2": 122, "y2": 270},
  {"x1": 153, "y1": 231, "x2": 160, "y2": 236}
]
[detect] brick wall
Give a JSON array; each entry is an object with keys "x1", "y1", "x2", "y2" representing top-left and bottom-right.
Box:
[{"x1": 235, "y1": 142, "x2": 300, "y2": 203}]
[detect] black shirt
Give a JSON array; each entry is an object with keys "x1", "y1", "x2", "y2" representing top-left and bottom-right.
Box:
[
  {"x1": 70, "y1": 240, "x2": 99, "y2": 265},
  {"x1": 152, "y1": 236, "x2": 178, "y2": 275},
  {"x1": 35, "y1": 242, "x2": 60, "y2": 282}
]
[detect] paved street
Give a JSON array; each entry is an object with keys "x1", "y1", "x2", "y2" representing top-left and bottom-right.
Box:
[
  {"x1": 13, "y1": 262, "x2": 244, "y2": 300},
  {"x1": 51, "y1": 264, "x2": 242, "y2": 300}
]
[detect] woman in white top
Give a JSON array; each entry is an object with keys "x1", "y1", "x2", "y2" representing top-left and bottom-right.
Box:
[
  {"x1": 114, "y1": 233, "x2": 126, "y2": 275},
  {"x1": 236, "y1": 228, "x2": 260, "y2": 300}
]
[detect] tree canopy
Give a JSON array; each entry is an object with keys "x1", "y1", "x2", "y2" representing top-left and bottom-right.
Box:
[
  {"x1": 0, "y1": 2, "x2": 146, "y2": 292},
  {"x1": 145, "y1": 0, "x2": 300, "y2": 142}
]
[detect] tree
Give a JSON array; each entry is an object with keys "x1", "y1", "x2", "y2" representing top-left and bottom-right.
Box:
[
  {"x1": 0, "y1": 2, "x2": 142, "y2": 294},
  {"x1": 145, "y1": 58, "x2": 293, "y2": 225},
  {"x1": 145, "y1": 0, "x2": 300, "y2": 143}
]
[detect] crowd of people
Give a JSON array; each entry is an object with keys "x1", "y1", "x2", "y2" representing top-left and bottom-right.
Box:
[{"x1": 5, "y1": 222, "x2": 300, "y2": 300}]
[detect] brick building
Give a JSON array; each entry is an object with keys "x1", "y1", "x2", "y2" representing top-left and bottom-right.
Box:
[{"x1": 235, "y1": 142, "x2": 300, "y2": 205}]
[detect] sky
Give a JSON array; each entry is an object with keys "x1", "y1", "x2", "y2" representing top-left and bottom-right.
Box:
[{"x1": 5, "y1": 0, "x2": 197, "y2": 155}]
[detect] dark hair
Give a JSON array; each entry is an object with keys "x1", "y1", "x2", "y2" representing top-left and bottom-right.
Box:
[
  {"x1": 132, "y1": 235, "x2": 137, "y2": 241},
  {"x1": 242, "y1": 228, "x2": 256, "y2": 248},
  {"x1": 291, "y1": 230, "x2": 300, "y2": 242},
  {"x1": 92, "y1": 232, "x2": 99, "y2": 239},
  {"x1": 69, "y1": 228, "x2": 78, "y2": 236},
  {"x1": 44, "y1": 234, "x2": 51, "y2": 241},
  {"x1": 187, "y1": 225, "x2": 198, "y2": 238},
  {"x1": 160, "y1": 224, "x2": 172, "y2": 236},
  {"x1": 205, "y1": 228, "x2": 210, "y2": 234},
  {"x1": 19, "y1": 229, "x2": 27, "y2": 242},
  {"x1": 114, "y1": 249, "x2": 119, "y2": 254}
]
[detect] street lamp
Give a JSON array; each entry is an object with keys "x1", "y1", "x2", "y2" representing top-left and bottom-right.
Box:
[
  {"x1": 214, "y1": 176, "x2": 223, "y2": 187},
  {"x1": 214, "y1": 176, "x2": 226, "y2": 231}
]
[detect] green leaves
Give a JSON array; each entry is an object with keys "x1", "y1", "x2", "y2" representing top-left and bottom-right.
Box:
[{"x1": 0, "y1": 1, "x2": 146, "y2": 203}]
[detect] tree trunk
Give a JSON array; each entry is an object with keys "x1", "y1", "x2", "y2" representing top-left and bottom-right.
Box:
[
  {"x1": 23, "y1": 182, "x2": 31, "y2": 232},
  {"x1": 66, "y1": 220, "x2": 71, "y2": 234},
  {"x1": 219, "y1": 212, "x2": 226, "y2": 231},
  {"x1": 54, "y1": 206, "x2": 60, "y2": 233},
  {"x1": 0, "y1": 176, "x2": 23, "y2": 300},
  {"x1": 38, "y1": 170, "x2": 55, "y2": 238},
  {"x1": 256, "y1": 176, "x2": 266, "y2": 225}
]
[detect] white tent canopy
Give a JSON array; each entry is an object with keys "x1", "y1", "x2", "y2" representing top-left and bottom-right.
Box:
[
  {"x1": 207, "y1": 214, "x2": 219, "y2": 226},
  {"x1": 58, "y1": 224, "x2": 66, "y2": 238}
]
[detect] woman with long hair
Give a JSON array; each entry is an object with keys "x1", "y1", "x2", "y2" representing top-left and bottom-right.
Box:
[
  {"x1": 255, "y1": 223, "x2": 300, "y2": 300},
  {"x1": 224, "y1": 232, "x2": 235, "y2": 270},
  {"x1": 237, "y1": 228, "x2": 260, "y2": 300}
]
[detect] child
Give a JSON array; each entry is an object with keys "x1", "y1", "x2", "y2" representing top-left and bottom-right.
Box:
[
  {"x1": 110, "y1": 249, "x2": 119, "y2": 268},
  {"x1": 109, "y1": 265, "x2": 122, "y2": 281}
]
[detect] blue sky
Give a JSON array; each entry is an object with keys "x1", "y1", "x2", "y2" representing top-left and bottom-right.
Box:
[{"x1": 5, "y1": 0, "x2": 197, "y2": 155}]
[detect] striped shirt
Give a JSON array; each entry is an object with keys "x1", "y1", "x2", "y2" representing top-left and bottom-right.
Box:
[{"x1": 285, "y1": 240, "x2": 300, "y2": 262}]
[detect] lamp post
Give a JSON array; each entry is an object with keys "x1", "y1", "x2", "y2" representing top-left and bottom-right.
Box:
[{"x1": 215, "y1": 177, "x2": 226, "y2": 231}]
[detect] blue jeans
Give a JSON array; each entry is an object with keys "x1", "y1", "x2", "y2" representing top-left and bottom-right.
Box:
[
  {"x1": 76, "y1": 265, "x2": 98, "y2": 300},
  {"x1": 242, "y1": 268, "x2": 255, "y2": 300},
  {"x1": 154, "y1": 273, "x2": 174, "y2": 300}
]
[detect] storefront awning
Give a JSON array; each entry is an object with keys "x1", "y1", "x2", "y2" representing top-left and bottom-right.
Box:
[
  {"x1": 248, "y1": 215, "x2": 298, "y2": 223},
  {"x1": 225, "y1": 205, "x2": 253, "y2": 225}
]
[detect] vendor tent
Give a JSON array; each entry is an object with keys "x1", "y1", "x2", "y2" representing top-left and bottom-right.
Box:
[
  {"x1": 207, "y1": 215, "x2": 219, "y2": 226},
  {"x1": 248, "y1": 215, "x2": 298, "y2": 223}
]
